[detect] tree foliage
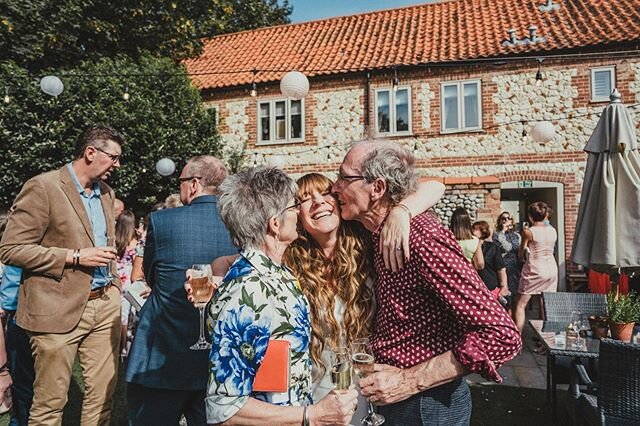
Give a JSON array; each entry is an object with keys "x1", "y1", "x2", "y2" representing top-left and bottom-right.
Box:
[
  {"x1": 0, "y1": 0, "x2": 293, "y2": 213},
  {"x1": 0, "y1": 0, "x2": 292, "y2": 70},
  {"x1": 0, "y1": 55, "x2": 224, "y2": 213}
]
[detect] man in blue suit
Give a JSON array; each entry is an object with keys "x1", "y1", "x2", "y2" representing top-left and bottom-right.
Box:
[{"x1": 126, "y1": 155, "x2": 236, "y2": 425}]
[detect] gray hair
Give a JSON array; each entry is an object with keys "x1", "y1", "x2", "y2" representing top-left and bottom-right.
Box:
[
  {"x1": 186, "y1": 155, "x2": 227, "y2": 194},
  {"x1": 357, "y1": 140, "x2": 419, "y2": 204},
  {"x1": 217, "y1": 167, "x2": 297, "y2": 250}
]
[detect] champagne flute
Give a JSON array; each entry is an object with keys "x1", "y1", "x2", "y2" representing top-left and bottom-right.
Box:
[
  {"x1": 351, "y1": 338, "x2": 384, "y2": 426},
  {"x1": 105, "y1": 236, "x2": 116, "y2": 281},
  {"x1": 330, "y1": 347, "x2": 352, "y2": 391},
  {"x1": 189, "y1": 264, "x2": 215, "y2": 350}
]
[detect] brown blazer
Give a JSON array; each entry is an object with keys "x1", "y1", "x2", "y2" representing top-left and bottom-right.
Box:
[{"x1": 0, "y1": 165, "x2": 121, "y2": 333}]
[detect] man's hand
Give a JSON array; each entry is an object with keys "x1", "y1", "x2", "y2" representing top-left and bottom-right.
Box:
[
  {"x1": 78, "y1": 247, "x2": 116, "y2": 267},
  {"x1": 310, "y1": 388, "x2": 359, "y2": 425},
  {"x1": 358, "y1": 364, "x2": 418, "y2": 406}
]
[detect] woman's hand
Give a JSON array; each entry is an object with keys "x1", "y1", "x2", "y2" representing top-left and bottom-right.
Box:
[
  {"x1": 380, "y1": 205, "x2": 412, "y2": 272},
  {"x1": 184, "y1": 270, "x2": 222, "y2": 306},
  {"x1": 0, "y1": 371, "x2": 11, "y2": 399},
  {"x1": 310, "y1": 388, "x2": 359, "y2": 425}
]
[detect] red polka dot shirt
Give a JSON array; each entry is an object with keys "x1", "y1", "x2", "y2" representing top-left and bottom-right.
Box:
[{"x1": 371, "y1": 212, "x2": 522, "y2": 382}]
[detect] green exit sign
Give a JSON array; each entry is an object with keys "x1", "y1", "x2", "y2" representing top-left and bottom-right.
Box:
[{"x1": 518, "y1": 180, "x2": 533, "y2": 188}]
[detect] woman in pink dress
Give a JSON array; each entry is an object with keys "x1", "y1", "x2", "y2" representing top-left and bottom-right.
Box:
[{"x1": 514, "y1": 202, "x2": 558, "y2": 332}]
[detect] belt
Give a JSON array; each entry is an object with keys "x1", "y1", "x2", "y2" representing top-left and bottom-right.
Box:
[{"x1": 88, "y1": 283, "x2": 113, "y2": 301}]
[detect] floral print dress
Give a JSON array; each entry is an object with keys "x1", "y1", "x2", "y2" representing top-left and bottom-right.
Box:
[{"x1": 205, "y1": 249, "x2": 312, "y2": 424}]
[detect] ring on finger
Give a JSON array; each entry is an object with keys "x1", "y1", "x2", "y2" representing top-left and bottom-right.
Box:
[{"x1": 395, "y1": 247, "x2": 402, "y2": 251}]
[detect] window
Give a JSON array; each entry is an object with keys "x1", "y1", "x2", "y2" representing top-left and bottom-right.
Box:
[
  {"x1": 440, "y1": 80, "x2": 482, "y2": 133},
  {"x1": 257, "y1": 99, "x2": 304, "y2": 144},
  {"x1": 590, "y1": 66, "x2": 615, "y2": 102},
  {"x1": 375, "y1": 87, "x2": 412, "y2": 135}
]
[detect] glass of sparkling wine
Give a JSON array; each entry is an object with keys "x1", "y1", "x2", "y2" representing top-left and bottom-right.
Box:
[
  {"x1": 330, "y1": 347, "x2": 352, "y2": 391},
  {"x1": 351, "y1": 338, "x2": 384, "y2": 426},
  {"x1": 189, "y1": 264, "x2": 215, "y2": 351},
  {"x1": 105, "y1": 236, "x2": 116, "y2": 281}
]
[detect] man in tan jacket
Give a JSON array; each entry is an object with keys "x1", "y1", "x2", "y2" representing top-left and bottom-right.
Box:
[{"x1": 0, "y1": 125, "x2": 124, "y2": 425}]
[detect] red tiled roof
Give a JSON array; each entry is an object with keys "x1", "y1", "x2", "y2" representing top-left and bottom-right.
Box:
[{"x1": 183, "y1": 0, "x2": 640, "y2": 90}]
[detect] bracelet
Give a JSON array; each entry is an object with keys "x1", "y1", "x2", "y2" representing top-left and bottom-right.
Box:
[
  {"x1": 302, "y1": 404, "x2": 309, "y2": 426},
  {"x1": 394, "y1": 202, "x2": 412, "y2": 221}
]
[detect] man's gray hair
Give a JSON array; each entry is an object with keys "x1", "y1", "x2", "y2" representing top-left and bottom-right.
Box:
[
  {"x1": 217, "y1": 167, "x2": 297, "y2": 250},
  {"x1": 358, "y1": 140, "x2": 419, "y2": 204},
  {"x1": 186, "y1": 156, "x2": 227, "y2": 194}
]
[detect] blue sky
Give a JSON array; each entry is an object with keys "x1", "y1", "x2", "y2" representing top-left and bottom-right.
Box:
[{"x1": 289, "y1": 0, "x2": 434, "y2": 23}]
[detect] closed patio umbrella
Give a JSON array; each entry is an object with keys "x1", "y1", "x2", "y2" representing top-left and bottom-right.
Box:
[{"x1": 571, "y1": 89, "x2": 640, "y2": 273}]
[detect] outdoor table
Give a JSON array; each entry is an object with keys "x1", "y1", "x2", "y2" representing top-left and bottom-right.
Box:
[{"x1": 528, "y1": 319, "x2": 600, "y2": 421}]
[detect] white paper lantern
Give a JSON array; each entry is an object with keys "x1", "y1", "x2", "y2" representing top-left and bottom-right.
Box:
[
  {"x1": 267, "y1": 155, "x2": 286, "y2": 169},
  {"x1": 156, "y1": 158, "x2": 176, "y2": 176},
  {"x1": 531, "y1": 121, "x2": 556, "y2": 144},
  {"x1": 280, "y1": 71, "x2": 309, "y2": 100},
  {"x1": 40, "y1": 76, "x2": 64, "y2": 97}
]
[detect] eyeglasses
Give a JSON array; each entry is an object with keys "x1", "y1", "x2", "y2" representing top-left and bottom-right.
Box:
[
  {"x1": 336, "y1": 171, "x2": 365, "y2": 182},
  {"x1": 501, "y1": 216, "x2": 512, "y2": 221},
  {"x1": 94, "y1": 146, "x2": 122, "y2": 163},
  {"x1": 178, "y1": 176, "x2": 202, "y2": 183}
]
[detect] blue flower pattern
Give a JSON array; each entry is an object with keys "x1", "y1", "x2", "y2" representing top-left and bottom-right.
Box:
[{"x1": 205, "y1": 249, "x2": 312, "y2": 424}]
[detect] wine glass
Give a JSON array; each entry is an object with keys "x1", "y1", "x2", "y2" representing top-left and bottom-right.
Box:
[
  {"x1": 330, "y1": 347, "x2": 352, "y2": 391},
  {"x1": 351, "y1": 338, "x2": 385, "y2": 426},
  {"x1": 189, "y1": 264, "x2": 215, "y2": 350},
  {"x1": 567, "y1": 311, "x2": 583, "y2": 349}
]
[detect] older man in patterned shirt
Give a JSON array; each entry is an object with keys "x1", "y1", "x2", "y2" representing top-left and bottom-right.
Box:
[{"x1": 332, "y1": 141, "x2": 522, "y2": 425}]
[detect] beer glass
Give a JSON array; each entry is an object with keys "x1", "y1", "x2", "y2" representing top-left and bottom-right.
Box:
[
  {"x1": 189, "y1": 264, "x2": 215, "y2": 350},
  {"x1": 105, "y1": 236, "x2": 116, "y2": 281}
]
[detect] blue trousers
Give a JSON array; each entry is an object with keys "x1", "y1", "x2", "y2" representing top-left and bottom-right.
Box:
[
  {"x1": 377, "y1": 377, "x2": 471, "y2": 426},
  {"x1": 6, "y1": 315, "x2": 35, "y2": 426},
  {"x1": 127, "y1": 383, "x2": 206, "y2": 426}
]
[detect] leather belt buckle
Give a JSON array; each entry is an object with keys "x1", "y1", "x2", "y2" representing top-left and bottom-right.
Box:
[{"x1": 88, "y1": 283, "x2": 112, "y2": 301}]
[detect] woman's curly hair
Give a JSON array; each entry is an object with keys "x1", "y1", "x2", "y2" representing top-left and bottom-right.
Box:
[{"x1": 283, "y1": 173, "x2": 375, "y2": 380}]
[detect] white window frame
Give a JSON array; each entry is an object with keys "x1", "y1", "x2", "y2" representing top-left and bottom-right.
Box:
[
  {"x1": 204, "y1": 103, "x2": 219, "y2": 127},
  {"x1": 440, "y1": 80, "x2": 483, "y2": 134},
  {"x1": 590, "y1": 66, "x2": 616, "y2": 102},
  {"x1": 374, "y1": 87, "x2": 413, "y2": 136},
  {"x1": 256, "y1": 98, "x2": 305, "y2": 145}
]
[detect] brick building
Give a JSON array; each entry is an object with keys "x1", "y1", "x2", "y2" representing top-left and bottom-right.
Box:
[{"x1": 184, "y1": 0, "x2": 640, "y2": 290}]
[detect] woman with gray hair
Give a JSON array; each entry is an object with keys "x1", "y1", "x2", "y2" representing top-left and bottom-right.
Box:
[{"x1": 205, "y1": 167, "x2": 357, "y2": 426}]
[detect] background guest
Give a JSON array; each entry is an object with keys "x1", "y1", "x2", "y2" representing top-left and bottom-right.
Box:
[
  {"x1": 514, "y1": 202, "x2": 558, "y2": 333},
  {"x1": 493, "y1": 211, "x2": 522, "y2": 309},
  {"x1": 472, "y1": 220, "x2": 509, "y2": 305},
  {"x1": 450, "y1": 207, "x2": 484, "y2": 271}
]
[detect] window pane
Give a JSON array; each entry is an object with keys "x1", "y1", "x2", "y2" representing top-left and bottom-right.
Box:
[
  {"x1": 275, "y1": 101, "x2": 286, "y2": 140},
  {"x1": 260, "y1": 103, "x2": 270, "y2": 141},
  {"x1": 593, "y1": 70, "x2": 612, "y2": 99},
  {"x1": 443, "y1": 85, "x2": 459, "y2": 130},
  {"x1": 463, "y1": 83, "x2": 479, "y2": 129},
  {"x1": 377, "y1": 91, "x2": 390, "y2": 133},
  {"x1": 290, "y1": 101, "x2": 302, "y2": 139},
  {"x1": 395, "y1": 89, "x2": 409, "y2": 132}
]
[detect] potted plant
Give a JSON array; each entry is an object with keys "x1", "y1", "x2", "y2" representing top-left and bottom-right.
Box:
[{"x1": 606, "y1": 291, "x2": 640, "y2": 342}]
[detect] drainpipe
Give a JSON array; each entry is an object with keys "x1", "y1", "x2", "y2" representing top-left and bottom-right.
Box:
[{"x1": 364, "y1": 70, "x2": 371, "y2": 138}]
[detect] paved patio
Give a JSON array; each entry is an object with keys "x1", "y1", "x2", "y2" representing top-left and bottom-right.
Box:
[{"x1": 466, "y1": 303, "x2": 549, "y2": 390}]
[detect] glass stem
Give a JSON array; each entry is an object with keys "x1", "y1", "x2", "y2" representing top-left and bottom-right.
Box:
[
  {"x1": 198, "y1": 306, "x2": 206, "y2": 342},
  {"x1": 367, "y1": 401, "x2": 375, "y2": 415}
]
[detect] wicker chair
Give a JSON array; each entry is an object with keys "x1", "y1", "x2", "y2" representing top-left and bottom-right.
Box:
[
  {"x1": 542, "y1": 292, "x2": 607, "y2": 322},
  {"x1": 569, "y1": 339, "x2": 640, "y2": 425}
]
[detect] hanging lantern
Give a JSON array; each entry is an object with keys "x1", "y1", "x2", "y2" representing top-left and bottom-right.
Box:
[
  {"x1": 531, "y1": 121, "x2": 556, "y2": 144},
  {"x1": 156, "y1": 158, "x2": 176, "y2": 176},
  {"x1": 40, "y1": 76, "x2": 64, "y2": 97},
  {"x1": 280, "y1": 71, "x2": 309, "y2": 100},
  {"x1": 267, "y1": 155, "x2": 286, "y2": 169}
]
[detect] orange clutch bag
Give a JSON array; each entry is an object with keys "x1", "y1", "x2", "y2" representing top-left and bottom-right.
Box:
[{"x1": 253, "y1": 339, "x2": 290, "y2": 393}]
